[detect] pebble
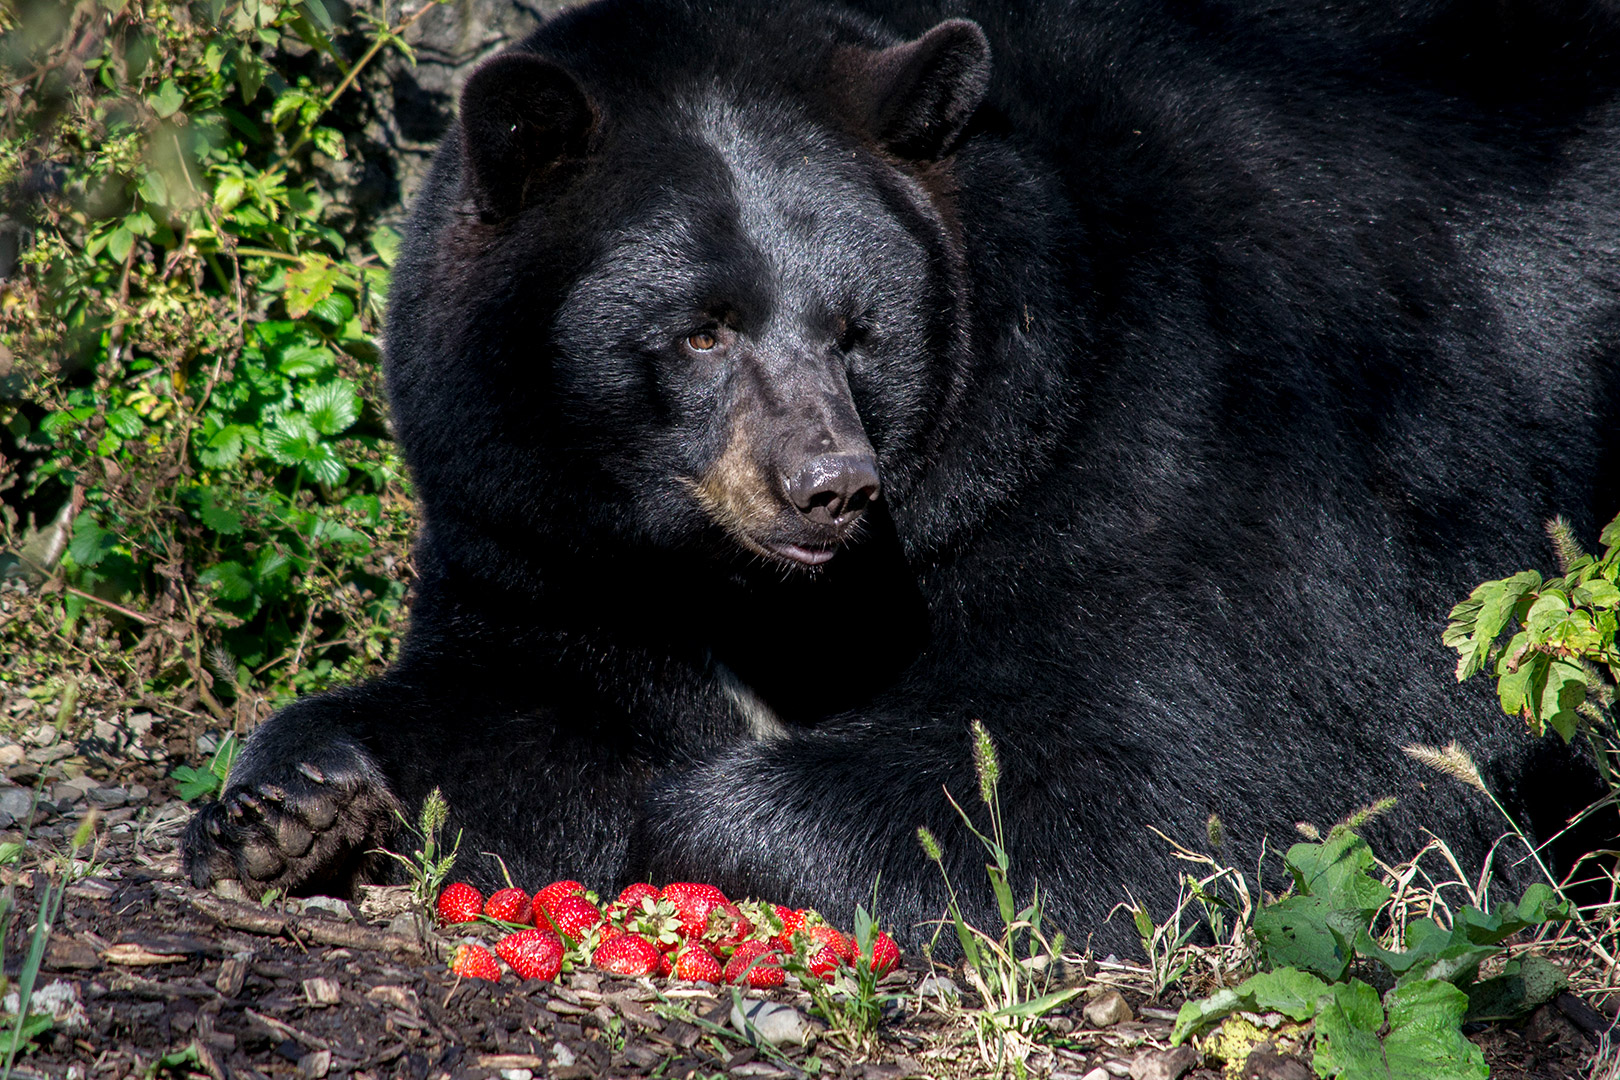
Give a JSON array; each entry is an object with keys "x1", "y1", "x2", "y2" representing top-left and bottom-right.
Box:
[
  {"x1": 499, "y1": 1071, "x2": 533, "y2": 1080},
  {"x1": 1128, "y1": 1046, "x2": 1198, "y2": 1080},
  {"x1": 730, "y1": 998, "x2": 809, "y2": 1047},
  {"x1": 915, "y1": 974, "x2": 960, "y2": 1001},
  {"x1": 0, "y1": 787, "x2": 35, "y2": 827},
  {"x1": 551, "y1": 1043, "x2": 576, "y2": 1068},
  {"x1": 299, "y1": 896, "x2": 353, "y2": 921},
  {"x1": 86, "y1": 786, "x2": 128, "y2": 809},
  {"x1": 0, "y1": 745, "x2": 23, "y2": 768},
  {"x1": 29, "y1": 743, "x2": 72, "y2": 765},
  {"x1": 1080, "y1": 1069, "x2": 1112, "y2": 1080},
  {"x1": 1084, "y1": 990, "x2": 1134, "y2": 1028},
  {"x1": 24, "y1": 725, "x2": 56, "y2": 748}
]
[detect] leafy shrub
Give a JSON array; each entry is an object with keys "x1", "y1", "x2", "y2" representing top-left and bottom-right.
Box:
[{"x1": 0, "y1": 0, "x2": 428, "y2": 737}]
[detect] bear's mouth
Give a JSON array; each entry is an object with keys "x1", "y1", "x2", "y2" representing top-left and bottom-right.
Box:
[{"x1": 767, "y1": 542, "x2": 837, "y2": 567}]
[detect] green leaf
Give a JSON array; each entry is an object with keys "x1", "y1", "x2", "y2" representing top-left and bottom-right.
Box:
[
  {"x1": 307, "y1": 290, "x2": 354, "y2": 328},
  {"x1": 197, "y1": 491, "x2": 243, "y2": 535},
  {"x1": 106, "y1": 225, "x2": 134, "y2": 262},
  {"x1": 371, "y1": 224, "x2": 401, "y2": 267},
  {"x1": 1254, "y1": 894, "x2": 1354, "y2": 982},
  {"x1": 1574, "y1": 578, "x2": 1619, "y2": 609},
  {"x1": 213, "y1": 174, "x2": 247, "y2": 212},
  {"x1": 1451, "y1": 571, "x2": 1540, "y2": 680},
  {"x1": 276, "y1": 342, "x2": 335, "y2": 377},
  {"x1": 199, "y1": 424, "x2": 248, "y2": 469},
  {"x1": 236, "y1": 45, "x2": 264, "y2": 103},
  {"x1": 1283, "y1": 831, "x2": 1391, "y2": 919},
  {"x1": 299, "y1": 441, "x2": 349, "y2": 486},
  {"x1": 172, "y1": 764, "x2": 221, "y2": 802},
  {"x1": 1170, "y1": 967, "x2": 1331, "y2": 1045},
  {"x1": 1311, "y1": 980, "x2": 1386, "y2": 1079},
  {"x1": 1538, "y1": 660, "x2": 1587, "y2": 741},
  {"x1": 262, "y1": 413, "x2": 319, "y2": 464},
  {"x1": 1171, "y1": 988, "x2": 1244, "y2": 1045},
  {"x1": 312, "y1": 126, "x2": 345, "y2": 160},
  {"x1": 198, "y1": 560, "x2": 253, "y2": 602},
  {"x1": 106, "y1": 406, "x2": 143, "y2": 438},
  {"x1": 1314, "y1": 979, "x2": 1486, "y2": 1080},
  {"x1": 147, "y1": 78, "x2": 184, "y2": 118},
  {"x1": 285, "y1": 257, "x2": 341, "y2": 319},
  {"x1": 301, "y1": 378, "x2": 360, "y2": 436},
  {"x1": 1465, "y1": 954, "x2": 1567, "y2": 1022},
  {"x1": 68, "y1": 512, "x2": 117, "y2": 569}
]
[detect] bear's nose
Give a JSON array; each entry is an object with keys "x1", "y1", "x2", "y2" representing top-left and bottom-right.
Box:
[{"x1": 787, "y1": 453, "x2": 881, "y2": 526}]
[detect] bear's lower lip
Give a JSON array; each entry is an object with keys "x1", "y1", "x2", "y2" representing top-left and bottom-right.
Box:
[{"x1": 772, "y1": 543, "x2": 836, "y2": 566}]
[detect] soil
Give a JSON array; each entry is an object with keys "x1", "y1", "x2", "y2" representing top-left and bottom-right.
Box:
[{"x1": 0, "y1": 726, "x2": 1612, "y2": 1080}]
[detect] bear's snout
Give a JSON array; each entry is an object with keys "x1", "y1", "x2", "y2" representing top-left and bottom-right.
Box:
[{"x1": 787, "y1": 452, "x2": 880, "y2": 527}]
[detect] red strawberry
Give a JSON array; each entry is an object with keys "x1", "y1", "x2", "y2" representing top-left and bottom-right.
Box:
[
  {"x1": 542, "y1": 894, "x2": 603, "y2": 941},
  {"x1": 534, "y1": 880, "x2": 587, "y2": 918},
  {"x1": 672, "y1": 945, "x2": 723, "y2": 983},
  {"x1": 770, "y1": 904, "x2": 805, "y2": 951},
  {"x1": 723, "y1": 940, "x2": 785, "y2": 988},
  {"x1": 807, "y1": 943, "x2": 843, "y2": 981},
  {"x1": 436, "y1": 882, "x2": 484, "y2": 925},
  {"x1": 804, "y1": 924, "x2": 855, "y2": 962},
  {"x1": 618, "y1": 882, "x2": 660, "y2": 908},
  {"x1": 495, "y1": 929, "x2": 563, "y2": 981},
  {"x1": 449, "y1": 942, "x2": 500, "y2": 981},
  {"x1": 659, "y1": 952, "x2": 674, "y2": 977},
  {"x1": 484, "y1": 887, "x2": 532, "y2": 924},
  {"x1": 701, "y1": 902, "x2": 754, "y2": 955},
  {"x1": 593, "y1": 933, "x2": 662, "y2": 976},
  {"x1": 624, "y1": 896, "x2": 687, "y2": 953},
  {"x1": 596, "y1": 922, "x2": 625, "y2": 944},
  {"x1": 867, "y1": 931, "x2": 900, "y2": 977},
  {"x1": 660, "y1": 883, "x2": 729, "y2": 937}
]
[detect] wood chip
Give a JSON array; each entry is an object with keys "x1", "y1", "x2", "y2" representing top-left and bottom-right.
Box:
[
  {"x1": 215, "y1": 954, "x2": 250, "y2": 997},
  {"x1": 302, "y1": 977, "x2": 342, "y2": 1006},
  {"x1": 476, "y1": 1055, "x2": 547, "y2": 1069},
  {"x1": 102, "y1": 943, "x2": 189, "y2": 966}
]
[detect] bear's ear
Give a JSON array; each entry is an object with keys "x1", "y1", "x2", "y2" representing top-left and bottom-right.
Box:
[
  {"x1": 458, "y1": 53, "x2": 595, "y2": 219},
  {"x1": 842, "y1": 19, "x2": 991, "y2": 161}
]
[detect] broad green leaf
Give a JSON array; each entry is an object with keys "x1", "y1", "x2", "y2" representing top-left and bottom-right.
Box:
[
  {"x1": 1283, "y1": 831, "x2": 1391, "y2": 918},
  {"x1": 106, "y1": 407, "x2": 143, "y2": 438},
  {"x1": 106, "y1": 225, "x2": 134, "y2": 262},
  {"x1": 261, "y1": 413, "x2": 319, "y2": 464},
  {"x1": 147, "y1": 78, "x2": 184, "y2": 118},
  {"x1": 1452, "y1": 571, "x2": 1540, "y2": 680},
  {"x1": 68, "y1": 512, "x2": 117, "y2": 568},
  {"x1": 312, "y1": 126, "x2": 345, "y2": 160},
  {"x1": 1465, "y1": 954, "x2": 1567, "y2": 1022},
  {"x1": 198, "y1": 560, "x2": 253, "y2": 602},
  {"x1": 213, "y1": 174, "x2": 247, "y2": 212},
  {"x1": 301, "y1": 379, "x2": 360, "y2": 435},
  {"x1": 299, "y1": 441, "x2": 348, "y2": 486},
  {"x1": 1254, "y1": 895, "x2": 1353, "y2": 982},
  {"x1": 1244, "y1": 966, "x2": 1331, "y2": 1019},
  {"x1": 1171, "y1": 988, "x2": 1243, "y2": 1045},
  {"x1": 197, "y1": 491, "x2": 243, "y2": 535},
  {"x1": 1379, "y1": 980, "x2": 1488, "y2": 1080},
  {"x1": 285, "y1": 257, "x2": 340, "y2": 319},
  {"x1": 199, "y1": 424, "x2": 248, "y2": 469},
  {"x1": 1311, "y1": 980, "x2": 1385, "y2": 1079},
  {"x1": 307, "y1": 290, "x2": 354, "y2": 328},
  {"x1": 277, "y1": 341, "x2": 336, "y2": 376},
  {"x1": 371, "y1": 224, "x2": 401, "y2": 267},
  {"x1": 1537, "y1": 659, "x2": 1586, "y2": 741},
  {"x1": 1574, "y1": 578, "x2": 1619, "y2": 609}
]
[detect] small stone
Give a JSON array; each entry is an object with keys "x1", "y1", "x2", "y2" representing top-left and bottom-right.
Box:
[
  {"x1": 730, "y1": 999, "x2": 809, "y2": 1047},
  {"x1": 1241, "y1": 1044, "x2": 1312, "y2": 1080},
  {"x1": 0, "y1": 745, "x2": 23, "y2": 768},
  {"x1": 1128, "y1": 1045, "x2": 1198, "y2": 1080},
  {"x1": 2, "y1": 979, "x2": 87, "y2": 1032},
  {"x1": 212, "y1": 879, "x2": 252, "y2": 903},
  {"x1": 499, "y1": 1071, "x2": 534, "y2": 1080},
  {"x1": 29, "y1": 743, "x2": 71, "y2": 765},
  {"x1": 299, "y1": 896, "x2": 353, "y2": 921},
  {"x1": 1081, "y1": 1069, "x2": 1112, "y2": 1080},
  {"x1": 0, "y1": 786, "x2": 33, "y2": 827},
  {"x1": 916, "y1": 973, "x2": 960, "y2": 1001},
  {"x1": 551, "y1": 1043, "x2": 577, "y2": 1068},
  {"x1": 197, "y1": 733, "x2": 219, "y2": 755},
  {"x1": 92, "y1": 720, "x2": 118, "y2": 744},
  {"x1": 128, "y1": 783, "x2": 149, "y2": 802},
  {"x1": 127, "y1": 712, "x2": 155, "y2": 739},
  {"x1": 85, "y1": 786, "x2": 128, "y2": 809},
  {"x1": 24, "y1": 725, "x2": 56, "y2": 748},
  {"x1": 1083, "y1": 990, "x2": 1133, "y2": 1028}
]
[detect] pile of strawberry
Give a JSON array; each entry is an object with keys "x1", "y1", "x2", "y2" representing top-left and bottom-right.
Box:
[{"x1": 436, "y1": 879, "x2": 899, "y2": 987}]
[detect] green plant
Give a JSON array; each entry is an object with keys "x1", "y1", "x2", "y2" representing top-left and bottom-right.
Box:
[
  {"x1": 170, "y1": 730, "x2": 239, "y2": 800},
  {"x1": 1, "y1": 0, "x2": 422, "y2": 754},
  {"x1": 781, "y1": 900, "x2": 899, "y2": 1046},
  {"x1": 377, "y1": 786, "x2": 458, "y2": 912},
  {"x1": 1170, "y1": 822, "x2": 1572, "y2": 1080},
  {"x1": 1444, "y1": 512, "x2": 1620, "y2": 793},
  {"x1": 916, "y1": 721, "x2": 1081, "y2": 1070}
]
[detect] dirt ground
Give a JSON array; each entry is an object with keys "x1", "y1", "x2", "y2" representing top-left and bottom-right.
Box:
[{"x1": 0, "y1": 717, "x2": 1614, "y2": 1080}]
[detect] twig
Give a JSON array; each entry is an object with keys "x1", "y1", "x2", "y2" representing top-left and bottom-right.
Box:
[{"x1": 184, "y1": 890, "x2": 427, "y2": 956}]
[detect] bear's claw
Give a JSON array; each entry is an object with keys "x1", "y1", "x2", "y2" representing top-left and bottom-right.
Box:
[{"x1": 183, "y1": 742, "x2": 400, "y2": 898}]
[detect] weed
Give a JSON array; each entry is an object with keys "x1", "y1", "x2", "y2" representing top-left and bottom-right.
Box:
[
  {"x1": 171, "y1": 731, "x2": 240, "y2": 802},
  {"x1": 915, "y1": 720, "x2": 1081, "y2": 1072},
  {"x1": 376, "y1": 787, "x2": 458, "y2": 913}
]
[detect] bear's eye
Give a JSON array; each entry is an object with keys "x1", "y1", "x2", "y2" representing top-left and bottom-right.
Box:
[{"x1": 687, "y1": 330, "x2": 719, "y2": 352}]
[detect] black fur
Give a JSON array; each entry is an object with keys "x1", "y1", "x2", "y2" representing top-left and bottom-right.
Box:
[{"x1": 185, "y1": 0, "x2": 1620, "y2": 952}]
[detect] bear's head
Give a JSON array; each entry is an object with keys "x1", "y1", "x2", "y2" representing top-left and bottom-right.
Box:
[{"x1": 385, "y1": 6, "x2": 992, "y2": 585}]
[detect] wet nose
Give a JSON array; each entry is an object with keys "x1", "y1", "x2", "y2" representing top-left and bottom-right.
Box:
[{"x1": 787, "y1": 454, "x2": 881, "y2": 526}]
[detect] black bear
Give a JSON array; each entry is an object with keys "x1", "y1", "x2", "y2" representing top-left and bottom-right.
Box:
[{"x1": 184, "y1": 0, "x2": 1620, "y2": 951}]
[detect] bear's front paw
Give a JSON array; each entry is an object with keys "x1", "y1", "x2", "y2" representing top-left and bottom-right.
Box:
[{"x1": 182, "y1": 742, "x2": 401, "y2": 897}]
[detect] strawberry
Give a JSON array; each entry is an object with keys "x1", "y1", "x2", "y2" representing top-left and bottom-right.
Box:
[
  {"x1": 534, "y1": 880, "x2": 588, "y2": 919},
  {"x1": 659, "y1": 952, "x2": 674, "y2": 977},
  {"x1": 867, "y1": 931, "x2": 900, "y2": 977},
  {"x1": 436, "y1": 882, "x2": 484, "y2": 925},
  {"x1": 495, "y1": 928, "x2": 563, "y2": 981},
  {"x1": 624, "y1": 896, "x2": 687, "y2": 953},
  {"x1": 807, "y1": 943, "x2": 843, "y2": 981},
  {"x1": 593, "y1": 933, "x2": 662, "y2": 976},
  {"x1": 659, "y1": 882, "x2": 729, "y2": 937},
  {"x1": 484, "y1": 887, "x2": 532, "y2": 924},
  {"x1": 541, "y1": 894, "x2": 603, "y2": 942},
  {"x1": 804, "y1": 924, "x2": 855, "y2": 962},
  {"x1": 769, "y1": 904, "x2": 805, "y2": 951},
  {"x1": 618, "y1": 882, "x2": 660, "y2": 908},
  {"x1": 722, "y1": 940, "x2": 785, "y2": 988},
  {"x1": 449, "y1": 942, "x2": 500, "y2": 981},
  {"x1": 672, "y1": 945, "x2": 723, "y2": 983},
  {"x1": 700, "y1": 902, "x2": 753, "y2": 955}
]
